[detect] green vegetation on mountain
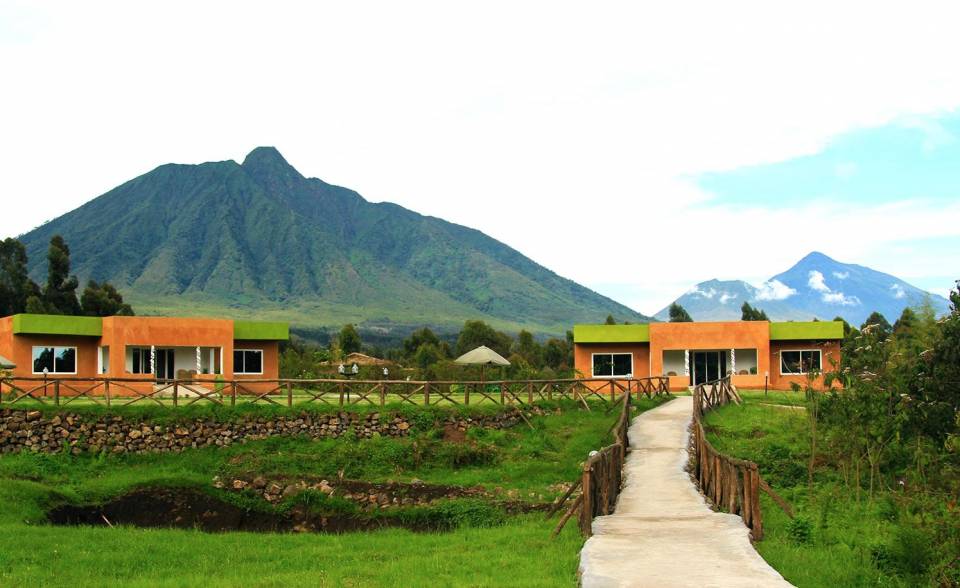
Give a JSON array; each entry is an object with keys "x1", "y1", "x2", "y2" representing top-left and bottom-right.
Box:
[{"x1": 18, "y1": 147, "x2": 648, "y2": 334}]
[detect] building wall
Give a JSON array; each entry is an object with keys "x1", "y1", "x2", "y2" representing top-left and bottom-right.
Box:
[
  {"x1": 573, "y1": 342, "x2": 651, "y2": 385},
  {"x1": 101, "y1": 316, "x2": 236, "y2": 377},
  {"x1": 769, "y1": 339, "x2": 841, "y2": 390}
]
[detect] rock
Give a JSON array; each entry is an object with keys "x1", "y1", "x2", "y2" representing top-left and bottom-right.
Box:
[
  {"x1": 26, "y1": 411, "x2": 41, "y2": 422},
  {"x1": 252, "y1": 476, "x2": 267, "y2": 489},
  {"x1": 232, "y1": 479, "x2": 249, "y2": 490}
]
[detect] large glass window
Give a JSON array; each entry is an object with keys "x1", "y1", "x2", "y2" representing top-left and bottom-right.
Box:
[
  {"x1": 592, "y1": 353, "x2": 632, "y2": 377},
  {"x1": 130, "y1": 347, "x2": 152, "y2": 374},
  {"x1": 780, "y1": 350, "x2": 822, "y2": 375},
  {"x1": 234, "y1": 349, "x2": 263, "y2": 374},
  {"x1": 32, "y1": 346, "x2": 77, "y2": 374}
]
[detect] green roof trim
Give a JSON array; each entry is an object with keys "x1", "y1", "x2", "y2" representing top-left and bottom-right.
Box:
[
  {"x1": 573, "y1": 324, "x2": 650, "y2": 343},
  {"x1": 770, "y1": 321, "x2": 844, "y2": 341},
  {"x1": 11, "y1": 314, "x2": 103, "y2": 337},
  {"x1": 234, "y1": 321, "x2": 289, "y2": 341}
]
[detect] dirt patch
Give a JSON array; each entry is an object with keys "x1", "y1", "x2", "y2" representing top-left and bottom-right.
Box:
[{"x1": 443, "y1": 423, "x2": 468, "y2": 443}]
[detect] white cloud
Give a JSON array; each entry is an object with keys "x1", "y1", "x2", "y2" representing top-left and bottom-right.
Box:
[
  {"x1": 833, "y1": 271, "x2": 849, "y2": 279},
  {"x1": 719, "y1": 292, "x2": 737, "y2": 304},
  {"x1": 808, "y1": 271, "x2": 831, "y2": 292},
  {"x1": 890, "y1": 283, "x2": 906, "y2": 299},
  {"x1": 755, "y1": 280, "x2": 797, "y2": 301},
  {"x1": 689, "y1": 286, "x2": 717, "y2": 299},
  {"x1": 900, "y1": 117, "x2": 956, "y2": 152},
  {"x1": 823, "y1": 291, "x2": 861, "y2": 306}
]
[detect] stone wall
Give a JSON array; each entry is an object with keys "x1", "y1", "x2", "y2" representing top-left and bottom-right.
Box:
[{"x1": 0, "y1": 407, "x2": 545, "y2": 455}]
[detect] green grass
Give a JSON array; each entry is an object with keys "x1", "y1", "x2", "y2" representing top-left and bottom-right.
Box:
[
  {"x1": 0, "y1": 396, "x2": 669, "y2": 586},
  {"x1": 704, "y1": 399, "x2": 954, "y2": 587}
]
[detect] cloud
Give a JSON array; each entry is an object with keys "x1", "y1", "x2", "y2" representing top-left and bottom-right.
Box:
[
  {"x1": 823, "y1": 291, "x2": 861, "y2": 306},
  {"x1": 808, "y1": 271, "x2": 831, "y2": 292},
  {"x1": 832, "y1": 271, "x2": 849, "y2": 279},
  {"x1": 901, "y1": 117, "x2": 956, "y2": 152},
  {"x1": 689, "y1": 286, "x2": 717, "y2": 299},
  {"x1": 755, "y1": 280, "x2": 796, "y2": 301},
  {"x1": 890, "y1": 283, "x2": 906, "y2": 299},
  {"x1": 719, "y1": 292, "x2": 737, "y2": 304}
]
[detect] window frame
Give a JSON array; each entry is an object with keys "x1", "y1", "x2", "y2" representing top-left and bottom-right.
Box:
[
  {"x1": 779, "y1": 349, "x2": 822, "y2": 375},
  {"x1": 590, "y1": 352, "x2": 634, "y2": 378},
  {"x1": 31, "y1": 345, "x2": 78, "y2": 375},
  {"x1": 233, "y1": 348, "x2": 264, "y2": 375},
  {"x1": 129, "y1": 347, "x2": 152, "y2": 375}
]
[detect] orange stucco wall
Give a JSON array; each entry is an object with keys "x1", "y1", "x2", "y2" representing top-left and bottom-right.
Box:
[
  {"x1": 573, "y1": 321, "x2": 842, "y2": 391},
  {"x1": 769, "y1": 339, "x2": 841, "y2": 390},
  {"x1": 0, "y1": 316, "x2": 283, "y2": 396},
  {"x1": 573, "y1": 342, "x2": 650, "y2": 390}
]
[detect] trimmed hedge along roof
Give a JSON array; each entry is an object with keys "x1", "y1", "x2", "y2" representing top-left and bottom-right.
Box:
[
  {"x1": 9, "y1": 314, "x2": 288, "y2": 340},
  {"x1": 573, "y1": 320, "x2": 844, "y2": 343}
]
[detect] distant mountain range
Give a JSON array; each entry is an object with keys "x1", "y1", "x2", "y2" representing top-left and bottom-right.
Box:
[
  {"x1": 18, "y1": 147, "x2": 649, "y2": 335},
  {"x1": 654, "y1": 252, "x2": 950, "y2": 325}
]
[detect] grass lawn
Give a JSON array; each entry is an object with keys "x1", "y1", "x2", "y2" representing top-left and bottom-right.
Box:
[
  {"x1": 0, "y1": 396, "x2": 669, "y2": 586},
  {"x1": 704, "y1": 398, "x2": 954, "y2": 587}
]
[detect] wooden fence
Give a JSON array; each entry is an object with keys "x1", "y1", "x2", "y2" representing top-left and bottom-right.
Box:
[
  {"x1": 0, "y1": 375, "x2": 669, "y2": 409},
  {"x1": 551, "y1": 379, "x2": 671, "y2": 537},
  {"x1": 691, "y1": 375, "x2": 765, "y2": 539}
]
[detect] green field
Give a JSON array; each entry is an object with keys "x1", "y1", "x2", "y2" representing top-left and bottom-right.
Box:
[
  {"x1": 0, "y1": 397, "x2": 668, "y2": 586},
  {"x1": 704, "y1": 397, "x2": 958, "y2": 587}
]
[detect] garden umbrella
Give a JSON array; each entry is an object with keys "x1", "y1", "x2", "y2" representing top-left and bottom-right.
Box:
[
  {"x1": 454, "y1": 346, "x2": 510, "y2": 382},
  {"x1": 0, "y1": 355, "x2": 14, "y2": 370}
]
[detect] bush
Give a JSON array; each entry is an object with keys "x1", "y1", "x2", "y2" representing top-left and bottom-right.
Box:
[{"x1": 786, "y1": 515, "x2": 813, "y2": 544}]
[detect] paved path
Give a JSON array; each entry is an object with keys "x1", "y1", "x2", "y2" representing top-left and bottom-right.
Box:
[{"x1": 578, "y1": 396, "x2": 793, "y2": 588}]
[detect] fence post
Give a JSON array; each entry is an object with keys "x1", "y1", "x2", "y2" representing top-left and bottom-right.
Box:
[
  {"x1": 379, "y1": 382, "x2": 385, "y2": 407},
  {"x1": 464, "y1": 383, "x2": 470, "y2": 405},
  {"x1": 53, "y1": 380, "x2": 60, "y2": 406},
  {"x1": 424, "y1": 381, "x2": 430, "y2": 406},
  {"x1": 104, "y1": 379, "x2": 111, "y2": 407},
  {"x1": 173, "y1": 381, "x2": 179, "y2": 407},
  {"x1": 527, "y1": 381, "x2": 533, "y2": 404},
  {"x1": 500, "y1": 382, "x2": 506, "y2": 405},
  {"x1": 287, "y1": 381, "x2": 293, "y2": 407},
  {"x1": 581, "y1": 463, "x2": 593, "y2": 537},
  {"x1": 230, "y1": 381, "x2": 237, "y2": 407}
]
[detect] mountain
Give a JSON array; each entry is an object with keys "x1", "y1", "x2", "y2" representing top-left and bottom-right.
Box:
[
  {"x1": 17, "y1": 147, "x2": 649, "y2": 335},
  {"x1": 655, "y1": 252, "x2": 950, "y2": 325}
]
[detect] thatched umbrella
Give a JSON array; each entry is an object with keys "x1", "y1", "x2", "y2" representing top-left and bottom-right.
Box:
[
  {"x1": 454, "y1": 345, "x2": 510, "y2": 382},
  {"x1": 0, "y1": 354, "x2": 15, "y2": 370}
]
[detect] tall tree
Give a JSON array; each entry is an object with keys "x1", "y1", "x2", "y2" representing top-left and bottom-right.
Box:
[
  {"x1": 604, "y1": 314, "x2": 617, "y2": 325},
  {"x1": 27, "y1": 235, "x2": 81, "y2": 315},
  {"x1": 668, "y1": 302, "x2": 693, "y2": 322},
  {"x1": 513, "y1": 329, "x2": 543, "y2": 367},
  {"x1": 740, "y1": 301, "x2": 769, "y2": 321},
  {"x1": 861, "y1": 311, "x2": 892, "y2": 341},
  {"x1": 0, "y1": 238, "x2": 40, "y2": 315},
  {"x1": 338, "y1": 324, "x2": 362, "y2": 355},
  {"x1": 80, "y1": 280, "x2": 135, "y2": 316},
  {"x1": 455, "y1": 320, "x2": 512, "y2": 357}
]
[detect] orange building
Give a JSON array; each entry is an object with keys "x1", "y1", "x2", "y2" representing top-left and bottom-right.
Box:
[
  {"x1": 573, "y1": 321, "x2": 843, "y2": 391},
  {"x1": 0, "y1": 314, "x2": 288, "y2": 386}
]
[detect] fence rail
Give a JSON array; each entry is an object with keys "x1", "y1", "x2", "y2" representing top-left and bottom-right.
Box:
[
  {"x1": 552, "y1": 377, "x2": 671, "y2": 537},
  {"x1": 691, "y1": 375, "x2": 767, "y2": 539},
  {"x1": 0, "y1": 375, "x2": 669, "y2": 409}
]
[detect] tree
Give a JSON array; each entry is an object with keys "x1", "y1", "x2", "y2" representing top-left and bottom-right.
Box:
[
  {"x1": 668, "y1": 302, "x2": 693, "y2": 322},
  {"x1": 455, "y1": 320, "x2": 512, "y2": 357},
  {"x1": 402, "y1": 327, "x2": 447, "y2": 360},
  {"x1": 543, "y1": 337, "x2": 571, "y2": 371},
  {"x1": 513, "y1": 330, "x2": 543, "y2": 367},
  {"x1": 740, "y1": 301, "x2": 769, "y2": 321},
  {"x1": 80, "y1": 280, "x2": 134, "y2": 316},
  {"x1": 338, "y1": 324, "x2": 362, "y2": 355},
  {"x1": 604, "y1": 314, "x2": 617, "y2": 325},
  {"x1": 861, "y1": 311, "x2": 892, "y2": 341},
  {"x1": 0, "y1": 238, "x2": 40, "y2": 315},
  {"x1": 413, "y1": 342, "x2": 443, "y2": 370},
  {"x1": 27, "y1": 235, "x2": 81, "y2": 315}
]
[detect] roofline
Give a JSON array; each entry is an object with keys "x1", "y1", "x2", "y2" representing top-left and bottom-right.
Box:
[{"x1": 5, "y1": 314, "x2": 289, "y2": 340}]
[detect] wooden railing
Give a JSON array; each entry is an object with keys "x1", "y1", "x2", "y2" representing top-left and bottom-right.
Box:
[
  {"x1": 0, "y1": 375, "x2": 669, "y2": 409},
  {"x1": 551, "y1": 378, "x2": 671, "y2": 537},
  {"x1": 691, "y1": 375, "x2": 765, "y2": 539}
]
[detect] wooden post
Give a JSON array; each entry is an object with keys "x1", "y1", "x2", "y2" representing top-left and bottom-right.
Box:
[
  {"x1": 287, "y1": 381, "x2": 293, "y2": 407},
  {"x1": 230, "y1": 381, "x2": 237, "y2": 407},
  {"x1": 527, "y1": 381, "x2": 533, "y2": 404},
  {"x1": 53, "y1": 380, "x2": 60, "y2": 406},
  {"x1": 500, "y1": 382, "x2": 506, "y2": 405},
  {"x1": 581, "y1": 464, "x2": 593, "y2": 537},
  {"x1": 464, "y1": 383, "x2": 470, "y2": 405},
  {"x1": 750, "y1": 466, "x2": 763, "y2": 539},
  {"x1": 424, "y1": 381, "x2": 430, "y2": 405},
  {"x1": 379, "y1": 382, "x2": 385, "y2": 407},
  {"x1": 173, "y1": 381, "x2": 179, "y2": 407},
  {"x1": 338, "y1": 382, "x2": 345, "y2": 407}
]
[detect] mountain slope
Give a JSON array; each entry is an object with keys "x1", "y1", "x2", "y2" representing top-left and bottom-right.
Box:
[
  {"x1": 656, "y1": 252, "x2": 949, "y2": 324},
  {"x1": 18, "y1": 147, "x2": 648, "y2": 333}
]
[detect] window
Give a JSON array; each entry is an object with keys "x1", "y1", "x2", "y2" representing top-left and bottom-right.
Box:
[
  {"x1": 780, "y1": 350, "x2": 822, "y2": 375},
  {"x1": 592, "y1": 353, "x2": 632, "y2": 377},
  {"x1": 130, "y1": 347, "x2": 152, "y2": 374},
  {"x1": 32, "y1": 346, "x2": 77, "y2": 374},
  {"x1": 234, "y1": 349, "x2": 263, "y2": 374}
]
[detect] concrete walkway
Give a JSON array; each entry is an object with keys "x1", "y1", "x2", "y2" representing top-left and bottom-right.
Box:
[{"x1": 578, "y1": 396, "x2": 793, "y2": 588}]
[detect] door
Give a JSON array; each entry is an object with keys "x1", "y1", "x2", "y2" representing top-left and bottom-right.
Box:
[
  {"x1": 692, "y1": 351, "x2": 726, "y2": 385},
  {"x1": 155, "y1": 349, "x2": 175, "y2": 381}
]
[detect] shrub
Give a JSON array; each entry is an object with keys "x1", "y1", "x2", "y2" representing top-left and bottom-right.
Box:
[{"x1": 786, "y1": 515, "x2": 813, "y2": 544}]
